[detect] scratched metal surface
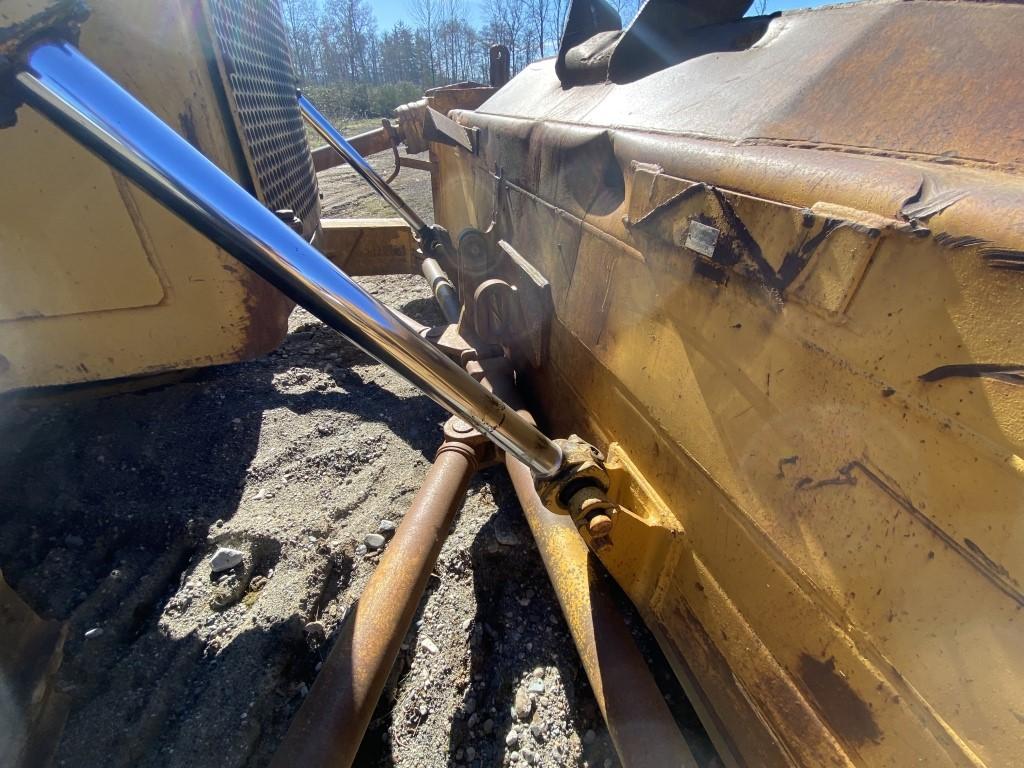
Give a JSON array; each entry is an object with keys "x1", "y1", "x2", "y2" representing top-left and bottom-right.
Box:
[
  {"x1": 435, "y1": 1, "x2": 1024, "y2": 765},
  {"x1": 486, "y1": 0, "x2": 1024, "y2": 172}
]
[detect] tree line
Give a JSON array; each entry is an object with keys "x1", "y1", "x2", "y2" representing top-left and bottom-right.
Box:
[{"x1": 281, "y1": 0, "x2": 643, "y2": 120}]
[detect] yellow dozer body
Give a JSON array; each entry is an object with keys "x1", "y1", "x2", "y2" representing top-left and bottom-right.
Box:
[
  {"x1": 0, "y1": 0, "x2": 315, "y2": 393},
  {"x1": 431, "y1": 2, "x2": 1024, "y2": 765},
  {"x1": 4, "y1": 0, "x2": 1024, "y2": 766}
]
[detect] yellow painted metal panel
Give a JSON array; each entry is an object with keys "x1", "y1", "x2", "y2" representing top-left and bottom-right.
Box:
[
  {"x1": 0, "y1": 0, "x2": 296, "y2": 392},
  {"x1": 434, "y1": 12, "x2": 1024, "y2": 756},
  {"x1": 0, "y1": 108, "x2": 165, "y2": 320}
]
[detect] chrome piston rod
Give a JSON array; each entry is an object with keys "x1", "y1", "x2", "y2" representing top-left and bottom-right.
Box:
[
  {"x1": 14, "y1": 42, "x2": 562, "y2": 478},
  {"x1": 298, "y1": 93, "x2": 429, "y2": 240},
  {"x1": 299, "y1": 94, "x2": 462, "y2": 325}
]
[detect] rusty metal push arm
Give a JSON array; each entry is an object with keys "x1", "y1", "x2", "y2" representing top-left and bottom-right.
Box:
[{"x1": 11, "y1": 41, "x2": 562, "y2": 478}]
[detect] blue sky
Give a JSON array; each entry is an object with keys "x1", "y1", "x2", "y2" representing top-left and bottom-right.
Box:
[{"x1": 371, "y1": 0, "x2": 828, "y2": 31}]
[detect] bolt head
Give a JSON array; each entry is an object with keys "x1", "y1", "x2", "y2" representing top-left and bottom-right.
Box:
[
  {"x1": 587, "y1": 513, "x2": 614, "y2": 537},
  {"x1": 449, "y1": 416, "x2": 473, "y2": 434}
]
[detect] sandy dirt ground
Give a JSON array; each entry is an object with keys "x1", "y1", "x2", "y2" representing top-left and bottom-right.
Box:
[{"x1": 0, "y1": 153, "x2": 711, "y2": 767}]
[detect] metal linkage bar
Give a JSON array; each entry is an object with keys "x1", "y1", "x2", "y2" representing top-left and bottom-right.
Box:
[
  {"x1": 298, "y1": 92, "x2": 429, "y2": 240},
  {"x1": 298, "y1": 94, "x2": 463, "y2": 325},
  {"x1": 14, "y1": 42, "x2": 562, "y2": 478},
  {"x1": 271, "y1": 420, "x2": 483, "y2": 768}
]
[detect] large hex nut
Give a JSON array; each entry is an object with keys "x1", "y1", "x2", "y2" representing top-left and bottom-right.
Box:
[{"x1": 535, "y1": 434, "x2": 610, "y2": 514}]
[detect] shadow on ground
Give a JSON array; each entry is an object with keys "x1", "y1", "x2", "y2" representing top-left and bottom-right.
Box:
[{"x1": 0, "y1": 289, "x2": 451, "y2": 767}]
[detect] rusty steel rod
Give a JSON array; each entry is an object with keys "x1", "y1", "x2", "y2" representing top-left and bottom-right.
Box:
[
  {"x1": 478, "y1": 362, "x2": 698, "y2": 768},
  {"x1": 506, "y1": 459, "x2": 699, "y2": 768},
  {"x1": 310, "y1": 124, "x2": 394, "y2": 173},
  {"x1": 270, "y1": 435, "x2": 480, "y2": 768}
]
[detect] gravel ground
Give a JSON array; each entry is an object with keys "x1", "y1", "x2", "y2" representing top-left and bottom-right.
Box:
[
  {"x1": 317, "y1": 144, "x2": 435, "y2": 222},
  {"x1": 0, "y1": 158, "x2": 646, "y2": 767}
]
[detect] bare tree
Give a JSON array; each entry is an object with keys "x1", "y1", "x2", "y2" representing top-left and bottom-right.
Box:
[
  {"x1": 608, "y1": 0, "x2": 643, "y2": 25},
  {"x1": 526, "y1": 0, "x2": 551, "y2": 58},
  {"x1": 550, "y1": 0, "x2": 571, "y2": 40},
  {"x1": 280, "y1": 0, "x2": 323, "y2": 83},
  {"x1": 482, "y1": 0, "x2": 531, "y2": 72},
  {"x1": 408, "y1": 0, "x2": 439, "y2": 84},
  {"x1": 283, "y1": 0, "x2": 604, "y2": 117}
]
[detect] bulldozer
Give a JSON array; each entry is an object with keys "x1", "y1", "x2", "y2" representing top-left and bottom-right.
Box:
[{"x1": 2, "y1": 0, "x2": 1023, "y2": 766}]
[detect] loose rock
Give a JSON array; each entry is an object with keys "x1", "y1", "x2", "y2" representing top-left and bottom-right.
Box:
[
  {"x1": 492, "y1": 517, "x2": 520, "y2": 547},
  {"x1": 249, "y1": 575, "x2": 268, "y2": 592},
  {"x1": 421, "y1": 636, "x2": 439, "y2": 654},
  {"x1": 364, "y1": 533, "x2": 386, "y2": 550},
  {"x1": 378, "y1": 519, "x2": 397, "y2": 536},
  {"x1": 505, "y1": 729, "x2": 519, "y2": 748},
  {"x1": 210, "y1": 547, "x2": 243, "y2": 573},
  {"x1": 513, "y1": 687, "x2": 534, "y2": 721},
  {"x1": 527, "y1": 679, "x2": 545, "y2": 694},
  {"x1": 304, "y1": 620, "x2": 325, "y2": 637}
]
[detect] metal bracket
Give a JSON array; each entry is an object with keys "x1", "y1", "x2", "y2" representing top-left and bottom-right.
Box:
[
  {"x1": 442, "y1": 414, "x2": 500, "y2": 470},
  {"x1": 423, "y1": 106, "x2": 476, "y2": 154},
  {"x1": 535, "y1": 434, "x2": 619, "y2": 544},
  {"x1": 381, "y1": 118, "x2": 402, "y2": 184}
]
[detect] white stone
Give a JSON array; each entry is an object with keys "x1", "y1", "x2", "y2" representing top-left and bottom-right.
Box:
[{"x1": 210, "y1": 547, "x2": 244, "y2": 573}]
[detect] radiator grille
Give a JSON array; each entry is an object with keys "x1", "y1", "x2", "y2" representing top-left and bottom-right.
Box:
[{"x1": 204, "y1": 0, "x2": 319, "y2": 232}]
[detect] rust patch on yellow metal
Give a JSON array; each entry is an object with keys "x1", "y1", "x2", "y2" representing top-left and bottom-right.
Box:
[
  {"x1": 425, "y1": 83, "x2": 496, "y2": 116},
  {"x1": 433, "y1": 3, "x2": 1024, "y2": 762},
  {"x1": 0, "y1": 0, "x2": 303, "y2": 393},
  {"x1": 798, "y1": 654, "x2": 881, "y2": 748}
]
